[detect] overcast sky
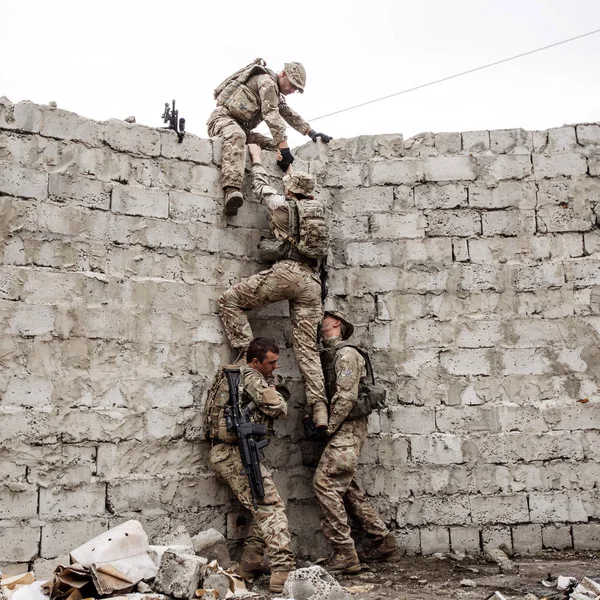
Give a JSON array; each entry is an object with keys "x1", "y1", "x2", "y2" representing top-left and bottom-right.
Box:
[{"x1": 3, "y1": 0, "x2": 599, "y2": 148}]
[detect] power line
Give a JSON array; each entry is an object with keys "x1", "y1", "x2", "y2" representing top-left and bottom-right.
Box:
[{"x1": 309, "y1": 28, "x2": 600, "y2": 123}]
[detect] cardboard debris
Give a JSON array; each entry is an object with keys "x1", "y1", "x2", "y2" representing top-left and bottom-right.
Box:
[
  {"x1": 41, "y1": 564, "x2": 93, "y2": 600},
  {"x1": 195, "y1": 561, "x2": 257, "y2": 599},
  {"x1": 1, "y1": 575, "x2": 36, "y2": 590}
]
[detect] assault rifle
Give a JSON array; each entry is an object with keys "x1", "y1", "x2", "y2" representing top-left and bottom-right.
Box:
[
  {"x1": 224, "y1": 368, "x2": 269, "y2": 507},
  {"x1": 161, "y1": 99, "x2": 185, "y2": 142}
]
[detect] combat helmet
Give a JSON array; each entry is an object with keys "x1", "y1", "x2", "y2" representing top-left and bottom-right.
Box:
[
  {"x1": 282, "y1": 171, "x2": 316, "y2": 196},
  {"x1": 284, "y1": 62, "x2": 306, "y2": 93},
  {"x1": 324, "y1": 309, "x2": 354, "y2": 340}
]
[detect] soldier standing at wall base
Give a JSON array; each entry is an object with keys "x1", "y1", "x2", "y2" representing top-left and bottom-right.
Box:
[
  {"x1": 207, "y1": 337, "x2": 295, "y2": 594},
  {"x1": 314, "y1": 310, "x2": 402, "y2": 574},
  {"x1": 218, "y1": 143, "x2": 329, "y2": 430},
  {"x1": 207, "y1": 59, "x2": 331, "y2": 216}
]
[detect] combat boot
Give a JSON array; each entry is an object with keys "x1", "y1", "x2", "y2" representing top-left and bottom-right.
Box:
[
  {"x1": 236, "y1": 550, "x2": 267, "y2": 580},
  {"x1": 269, "y1": 571, "x2": 290, "y2": 593},
  {"x1": 224, "y1": 187, "x2": 244, "y2": 216},
  {"x1": 312, "y1": 400, "x2": 329, "y2": 430},
  {"x1": 322, "y1": 547, "x2": 361, "y2": 574},
  {"x1": 358, "y1": 533, "x2": 402, "y2": 563}
]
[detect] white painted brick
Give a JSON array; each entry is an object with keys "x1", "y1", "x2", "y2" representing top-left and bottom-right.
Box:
[
  {"x1": 450, "y1": 526, "x2": 480, "y2": 553},
  {"x1": 470, "y1": 495, "x2": 529, "y2": 524},
  {"x1": 427, "y1": 210, "x2": 481, "y2": 237},
  {"x1": 0, "y1": 525, "x2": 40, "y2": 561},
  {"x1": 103, "y1": 120, "x2": 160, "y2": 156},
  {"x1": 420, "y1": 526, "x2": 450, "y2": 554},
  {"x1": 0, "y1": 164, "x2": 48, "y2": 199},
  {"x1": 441, "y1": 349, "x2": 491, "y2": 376},
  {"x1": 542, "y1": 524, "x2": 572, "y2": 549},
  {"x1": 469, "y1": 181, "x2": 536, "y2": 210},
  {"x1": 111, "y1": 184, "x2": 169, "y2": 218},
  {"x1": 41, "y1": 519, "x2": 108, "y2": 558},
  {"x1": 533, "y1": 153, "x2": 587, "y2": 178},
  {"x1": 370, "y1": 158, "x2": 423, "y2": 185},
  {"x1": 414, "y1": 183, "x2": 467, "y2": 209},
  {"x1": 40, "y1": 483, "x2": 106, "y2": 517},
  {"x1": 48, "y1": 173, "x2": 111, "y2": 210},
  {"x1": 369, "y1": 212, "x2": 426, "y2": 239},
  {"x1": 41, "y1": 108, "x2": 101, "y2": 145},
  {"x1": 423, "y1": 156, "x2": 477, "y2": 182},
  {"x1": 577, "y1": 124, "x2": 600, "y2": 146},
  {"x1": 482, "y1": 209, "x2": 536, "y2": 236}
]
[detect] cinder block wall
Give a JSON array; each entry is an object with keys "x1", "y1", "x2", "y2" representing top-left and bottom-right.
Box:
[{"x1": 1, "y1": 98, "x2": 599, "y2": 569}]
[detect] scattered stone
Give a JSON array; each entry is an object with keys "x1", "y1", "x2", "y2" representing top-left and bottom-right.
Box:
[
  {"x1": 154, "y1": 525, "x2": 194, "y2": 549},
  {"x1": 460, "y1": 579, "x2": 477, "y2": 587},
  {"x1": 191, "y1": 529, "x2": 231, "y2": 568},
  {"x1": 433, "y1": 552, "x2": 446, "y2": 560},
  {"x1": 283, "y1": 566, "x2": 350, "y2": 600},
  {"x1": 448, "y1": 552, "x2": 465, "y2": 561},
  {"x1": 486, "y1": 548, "x2": 518, "y2": 574},
  {"x1": 418, "y1": 579, "x2": 428, "y2": 585},
  {"x1": 48, "y1": 101, "x2": 57, "y2": 109},
  {"x1": 149, "y1": 545, "x2": 195, "y2": 567},
  {"x1": 201, "y1": 573, "x2": 230, "y2": 599},
  {"x1": 137, "y1": 582, "x2": 152, "y2": 593},
  {"x1": 409, "y1": 575, "x2": 419, "y2": 580},
  {"x1": 124, "y1": 116, "x2": 136, "y2": 123},
  {"x1": 154, "y1": 550, "x2": 207, "y2": 599}
]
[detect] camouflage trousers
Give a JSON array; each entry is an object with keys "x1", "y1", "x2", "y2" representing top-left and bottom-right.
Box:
[
  {"x1": 207, "y1": 107, "x2": 278, "y2": 190},
  {"x1": 313, "y1": 418, "x2": 389, "y2": 551},
  {"x1": 218, "y1": 259, "x2": 327, "y2": 407},
  {"x1": 209, "y1": 442, "x2": 295, "y2": 571}
]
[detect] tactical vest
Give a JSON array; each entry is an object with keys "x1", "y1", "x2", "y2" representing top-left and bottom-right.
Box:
[
  {"x1": 320, "y1": 343, "x2": 387, "y2": 420},
  {"x1": 259, "y1": 198, "x2": 329, "y2": 265},
  {"x1": 214, "y1": 58, "x2": 277, "y2": 124}
]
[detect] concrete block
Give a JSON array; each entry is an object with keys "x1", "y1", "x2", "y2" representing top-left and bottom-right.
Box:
[
  {"x1": 32, "y1": 555, "x2": 71, "y2": 581},
  {"x1": 462, "y1": 130, "x2": 489, "y2": 153},
  {"x1": 41, "y1": 108, "x2": 101, "y2": 145},
  {"x1": 512, "y1": 263, "x2": 564, "y2": 290},
  {"x1": 453, "y1": 239, "x2": 470, "y2": 262},
  {"x1": 160, "y1": 132, "x2": 212, "y2": 164},
  {"x1": 450, "y1": 526, "x2": 481, "y2": 553},
  {"x1": 191, "y1": 528, "x2": 230, "y2": 567},
  {"x1": 434, "y1": 132, "x2": 462, "y2": 154},
  {"x1": 420, "y1": 495, "x2": 471, "y2": 525},
  {"x1": 369, "y1": 212, "x2": 426, "y2": 239},
  {"x1": 469, "y1": 180, "x2": 536, "y2": 210},
  {"x1": 423, "y1": 156, "x2": 477, "y2": 181},
  {"x1": 572, "y1": 261, "x2": 600, "y2": 287},
  {"x1": 460, "y1": 264, "x2": 503, "y2": 291},
  {"x1": 154, "y1": 550, "x2": 208, "y2": 599},
  {"x1": 0, "y1": 525, "x2": 40, "y2": 561},
  {"x1": 8, "y1": 303, "x2": 56, "y2": 336},
  {"x1": 370, "y1": 158, "x2": 423, "y2": 185},
  {"x1": 345, "y1": 241, "x2": 392, "y2": 267},
  {"x1": 169, "y1": 191, "x2": 219, "y2": 223},
  {"x1": 533, "y1": 153, "x2": 587, "y2": 178},
  {"x1": 0, "y1": 164, "x2": 48, "y2": 199},
  {"x1": 455, "y1": 320, "x2": 503, "y2": 348},
  {"x1": 48, "y1": 173, "x2": 111, "y2": 210},
  {"x1": 0, "y1": 485, "x2": 38, "y2": 518},
  {"x1": 470, "y1": 495, "x2": 529, "y2": 525},
  {"x1": 420, "y1": 526, "x2": 450, "y2": 554},
  {"x1": 489, "y1": 128, "x2": 532, "y2": 154},
  {"x1": 333, "y1": 186, "x2": 394, "y2": 213},
  {"x1": 542, "y1": 524, "x2": 572, "y2": 549},
  {"x1": 410, "y1": 434, "x2": 463, "y2": 465},
  {"x1": 41, "y1": 519, "x2": 108, "y2": 558},
  {"x1": 414, "y1": 183, "x2": 467, "y2": 209},
  {"x1": 477, "y1": 155, "x2": 532, "y2": 181},
  {"x1": 435, "y1": 406, "x2": 494, "y2": 434},
  {"x1": 323, "y1": 162, "x2": 363, "y2": 187},
  {"x1": 511, "y1": 524, "x2": 542, "y2": 554},
  {"x1": 403, "y1": 318, "x2": 449, "y2": 348},
  {"x1": 39, "y1": 483, "x2": 106, "y2": 517},
  {"x1": 111, "y1": 184, "x2": 169, "y2": 218},
  {"x1": 426, "y1": 210, "x2": 480, "y2": 237},
  {"x1": 577, "y1": 124, "x2": 600, "y2": 146},
  {"x1": 3, "y1": 375, "x2": 54, "y2": 409},
  {"x1": 573, "y1": 523, "x2": 600, "y2": 550},
  {"x1": 529, "y1": 492, "x2": 588, "y2": 523},
  {"x1": 537, "y1": 205, "x2": 593, "y2": 233},
  {"x1": 441, "y1": 349, "x2": 491, "y2": 375},
  {"x1": 482, "y1": 209, "x2": 535, "y2": 236},
  {"x1": 547, "y1": 126, "x2": 578, "y2": 152},
  {"x1": 481, "y1": 526, "x2": 512, "y2": 553},
  {"x1": 108, "y1": 479, "x2": 164, "y2": 513},
  {"x1": 0, "y1": 100, "x2": 43, "y2": 133},
  {"x1": 103, "y1": 120, "x2": 161, "y2": 156},
  {"x1": 381, "y1": 406, "x2": 436, "y2": 434},
  {"x1": 500, "y1": 349, "x2": 552, "y2": 375}
]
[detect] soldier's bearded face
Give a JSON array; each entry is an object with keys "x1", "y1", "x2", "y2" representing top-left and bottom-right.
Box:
[{"x1": 252, "y1": 351, "x2": 280, "y2": 378}]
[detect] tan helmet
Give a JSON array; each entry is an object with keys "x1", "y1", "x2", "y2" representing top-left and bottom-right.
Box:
[
  {"x1": 282, "y1": 171, "x2": 316, "y2": 196},
  {"x1": 324, "y1": 310, "x2": 354, "y2": 341},
  {"x1": 284, "y1": 62, "x2": 306, "y2": 93}
]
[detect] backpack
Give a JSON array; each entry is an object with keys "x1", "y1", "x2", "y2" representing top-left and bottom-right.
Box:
[
  {"x1": 213, "y1": 58, "x2": 269, "y2": 100},
  {"x1": 321, "y1": 344, "x2": 387, "y2": 420},
  {"x1": 274, "y1": 199, "x2": 329, "y2": 260},
  {"x1": 202, "y1": 365, "x2": 239, "y2": 443}
]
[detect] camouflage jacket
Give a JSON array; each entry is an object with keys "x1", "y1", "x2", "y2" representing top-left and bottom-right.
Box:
[
  {"x1": 219, "y1": 71, "x2": 310, "y2": 144},
  {"x1": 240, "y1": 365, "x2": 288, "y2": 433},
  {"x1": 322, "y1": 337, "x2": 366, "y2": 436}
]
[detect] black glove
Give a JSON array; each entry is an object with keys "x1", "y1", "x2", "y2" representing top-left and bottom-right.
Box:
[
  {"x1": 302, "y1": 415, "x2": 329, "y2": 442},
  {"x1": 308, "y1": 129, "x2": 332, "y2": 144},
  {"x1": 277, "y1": 147, "x2": 294, "y2": 172}
]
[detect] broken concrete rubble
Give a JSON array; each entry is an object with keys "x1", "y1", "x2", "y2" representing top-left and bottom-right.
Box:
[
  {"x1": 154, "y1": 526, "x2": 195, "y2": 550},
  {"x1": 486, "y1": 548, "x2": 518, "y2": 574},
  {"x1": 148, "y1": 546, "x2": 195, "y2": 568},
  {"x1": 282, "y1": 566, "x2": 350, "y2": 600},
  {"x1": 154, "y1": 550, "x2": 207, "y2": 599},
  {"x1": 191, "y1": 529, "x2": 231, "y2": 569}
]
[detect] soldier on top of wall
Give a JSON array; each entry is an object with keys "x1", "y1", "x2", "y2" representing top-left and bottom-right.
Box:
[
  {"x1": 207, "y1": 58, "x2": 331, "y2": 216},
  {"x1": 218, "y1": 142, "x2": 330, "y2": 431},
  {"x1": 314, "y1": 310, "x2": 401, "y2": 574}
]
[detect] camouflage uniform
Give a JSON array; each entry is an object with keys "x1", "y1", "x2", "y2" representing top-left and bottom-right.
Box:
[
  {"x1": 218, "y1": 165, "x2": 327, "y2": 410},
  {"x1": 209, "y1": 365, "x2": 295, "y2": 572},
  {"x1": 313, "y1": 337, "x2": 390, "y2": 554},
  {"x1": 207, "y1": 62, "x2": 311, "y2": 191}
]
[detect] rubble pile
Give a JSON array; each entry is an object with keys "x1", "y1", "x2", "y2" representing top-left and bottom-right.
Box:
[{"x1": 0, "y1": 521, "x2": 251, "y2": 600}]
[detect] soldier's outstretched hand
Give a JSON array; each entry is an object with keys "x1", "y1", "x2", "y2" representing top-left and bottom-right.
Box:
[{"x1": 248, "y1": 143, "x2": 262, "y2": 163}]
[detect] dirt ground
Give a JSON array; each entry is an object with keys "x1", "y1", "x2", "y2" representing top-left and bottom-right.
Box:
[{"x1": 249, "y1": 550, "x2": 600, "y2": 599}]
